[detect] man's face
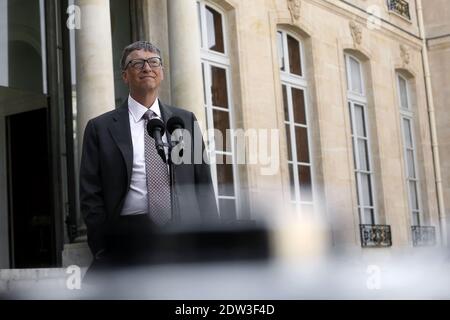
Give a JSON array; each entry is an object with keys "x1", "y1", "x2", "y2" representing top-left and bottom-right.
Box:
[{"x1": 122, "y1": 49, "x2": 164, "y2": 93}]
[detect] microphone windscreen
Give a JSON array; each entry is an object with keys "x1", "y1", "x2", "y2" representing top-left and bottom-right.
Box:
[
  {"x1": 167, "y1": 116, "x2": 185, "y2": 134},
  {"x1": 147, "y1": 117, "x2": 165, "y2": 138}
]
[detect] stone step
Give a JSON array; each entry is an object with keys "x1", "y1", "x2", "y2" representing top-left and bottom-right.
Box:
[
  {"x1": 62, "y1": 241, "x2": 93, "y2": 267},
  {"x1": 0, "y1": 267, "x2": 87, "y2": 299}
]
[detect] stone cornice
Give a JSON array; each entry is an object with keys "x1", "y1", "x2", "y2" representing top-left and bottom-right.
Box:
[{"x1": 300, "y1": 0, "x2": 423, "y2": 50}]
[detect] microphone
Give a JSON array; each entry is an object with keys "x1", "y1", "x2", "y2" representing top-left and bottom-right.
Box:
[
  {"x1": 167, "y1": 116, "x2": 185, "y2": 134},
  {"x1": 146, "y1": 117, "x2": 166, "y2": 162}
]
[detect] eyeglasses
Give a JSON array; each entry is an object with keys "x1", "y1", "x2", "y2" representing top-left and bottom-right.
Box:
[{"x1": 125, "y1": 57, "x2": 162, "y2": 70}]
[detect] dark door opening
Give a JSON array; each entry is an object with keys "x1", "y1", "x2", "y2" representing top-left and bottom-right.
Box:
[{"x1": 6, "y1": 108, "x2": 55, "y2": 268}]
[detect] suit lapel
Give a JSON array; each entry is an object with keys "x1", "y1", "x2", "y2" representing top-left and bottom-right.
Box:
[
  {"x1": 106, "y1": 99, "x2": 173, "y2": 188},
  {"x1": 108, "y1": 100, "x2": 133, "y2": 186},
  {"x1": 158, "y1": 99, "x2": 174, "y2": 125}
]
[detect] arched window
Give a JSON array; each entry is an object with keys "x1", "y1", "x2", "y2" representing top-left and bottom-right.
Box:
[
  {"x1": 277, "y1": 30, "x2": 313, "y2": 214},
  {"x1": 396, "y1": 73, "x2": 421, "y2": 226},
  {"x1": 345, "y1": 53, "x2": 376, "y2": 225},
  {"x1": 197, "y1": 1, "x2": 237, "y2": 219}
]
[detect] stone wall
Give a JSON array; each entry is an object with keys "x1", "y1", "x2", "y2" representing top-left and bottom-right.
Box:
[{"x1": 205, "y1": 0, "x2": 439, "y2": 247}]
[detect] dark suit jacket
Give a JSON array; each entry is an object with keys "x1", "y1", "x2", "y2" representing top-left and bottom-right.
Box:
[{"x1": 79, "y1": 99, "x2": 219, "y2": 256}]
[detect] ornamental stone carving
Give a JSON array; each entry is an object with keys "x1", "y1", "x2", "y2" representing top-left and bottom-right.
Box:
[
  {"x1": 400, "y1": 44, "x2": 410, "y2": 65},
  {"x1": 287, "y1": 0, "x2": 301, "y2": 23},
  {"x1": 350, "y1": 20, "x2": 363, "y2": 46}
]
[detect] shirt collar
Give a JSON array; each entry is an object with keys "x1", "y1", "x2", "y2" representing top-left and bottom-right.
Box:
[{"x1": 128, "y1": 95, "x2": 161, "y2": 123}]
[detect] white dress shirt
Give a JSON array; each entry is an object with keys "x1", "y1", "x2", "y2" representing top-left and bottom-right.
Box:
[{"x1": 120, "y1": 95, "x2": 168, "y2": 216}]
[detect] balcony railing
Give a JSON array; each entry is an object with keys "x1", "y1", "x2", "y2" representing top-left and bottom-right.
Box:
[
  {"x1": 360, "y1": 224, "x2": 392, "y2": 248},
  {"x1": 411, "y1": 226, "x2": 436, "y2": 247},
  {"x1": 387, "y1": 0, "x2": 411, "y2": 20}
]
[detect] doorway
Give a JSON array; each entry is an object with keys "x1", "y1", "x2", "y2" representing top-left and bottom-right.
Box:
[
  {"x1": 0, "y1": 86, "x2": 56, "y2": 268},
  {"x1": 0, "y1": 0, "x2": 67, "y2": 269},
  {"x1": 6, "y1": 108, "x2": 55, "y2": 268}
]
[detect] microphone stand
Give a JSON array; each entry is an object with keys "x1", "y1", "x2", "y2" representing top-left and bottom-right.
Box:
[{"x1": 165, "y1": 135, "x2": 181, "y2": 223}]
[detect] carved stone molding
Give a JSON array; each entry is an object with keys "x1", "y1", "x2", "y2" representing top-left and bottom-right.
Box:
[
  {"x1": 287, "y1": 0, "x2": 301, "y2": 23},
  {"x1": 400, "y1": 44, "x2": 410, "y2": 65}
]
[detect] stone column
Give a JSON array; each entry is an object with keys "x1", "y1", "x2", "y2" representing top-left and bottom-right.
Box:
[
  {"x1": 167, "y1": 0, "x2": 206, "y2": 127},
  {"x1": 0, "y1": 0, "x2": 8, "y2": 87},
  {"x1": 142, "y1": 0, "x2": 171, "y2": 104},
  {"x1": 75, "y1": 0, "x2": 115, "y2": 155},
  {"x1": 67, "y1": 0, "x2": 114, "y2": 255}
]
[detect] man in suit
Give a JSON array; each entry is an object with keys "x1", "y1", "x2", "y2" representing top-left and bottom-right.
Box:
[{"x1": 79, "y1": 41, "x2": 219, "y2": 268}]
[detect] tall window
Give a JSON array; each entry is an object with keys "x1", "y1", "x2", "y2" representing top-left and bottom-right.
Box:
[
  {"x1": 345, "y1": 54, "x2": 376, "y2": 225},
  {"x1": 277, "y1": 30, "x2": 313, "y2": 214},
  {"x1": 198, "y1": 1, "x2": 237, "y2": 220},
  {"x1": 397, "y1": 73, "x2": 421, "y2": 226}
]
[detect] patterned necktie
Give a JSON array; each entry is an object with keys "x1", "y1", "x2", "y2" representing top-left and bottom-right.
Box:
[{"x1": 143, "y1": 109, "x2": 172, "y2": 226}]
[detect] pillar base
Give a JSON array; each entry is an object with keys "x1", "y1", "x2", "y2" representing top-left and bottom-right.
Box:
[{"x1": 62, "y1": 242, "x2": 92, "y2": 268}]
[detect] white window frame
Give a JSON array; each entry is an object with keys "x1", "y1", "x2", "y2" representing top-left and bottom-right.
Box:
[
  {"x1": 278, "y1": 30, "x2": 315, "y2": 214},
  {"x1": 397, "y1": 73, "x2": 422, "y2": 226},
  {"x1": 198, "y1": 1, "x2": 239, "y2": 218},
  {"x1": 0, "y1": 0, "x2": 8, "y2": 87},
  {"x1": 345, "y1": 54, "x2": 366, "y2": 100},
  {"x1": 345, "y1": 54, "x2": 377, "y2": 225},
  {"x1": 198, "y1": 1, "x2": 229, "y2": 60}
]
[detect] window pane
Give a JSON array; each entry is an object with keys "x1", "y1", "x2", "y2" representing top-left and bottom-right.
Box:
[
  {"x1": 206, "y1": 5, "x2": 224, "y2": 53},
  {"x1": 277, "y1": 31, "x2": 285, "y2": 71},
  {"x1": 364, "y1": 208, "x2": 375, "y2": 225},
  {"x1": 282, "y1": 85, "x2": 289, "y2": 121},
  {"x1": 301, "y1": 204, "x2": 313, "y2": 216},
  {"x1": 409, "y1": 180, "x2": 419, "y2": 210},
  {"x1": 357, "y1": 138, "x2": 369, "y2": 171},
  {"x1": 412, "y1": 211, "x2": 420, "y2": 226},
  {"x1": 214, "y1": 152, "x2": 225, "y2": 165},
  {"x1": 354, "y1": 104, "x2": 366, "y2": 137},
  {"x1": 217, "y1": 158, "x2": 234, "y2": 196},
  {"x1": 398, "y1": 76, "x2": 409, "y2": 109},
  {"x1": 349, "y1": 56, "x2": 363, "y2": 94},
  {"x1": 298, "y1": 165, "x2": 312, "y2": 201},
  {"x1": 288, "y1": 163, "x2": 295, "y2": 201},
  {"x1": 211, "y1": 66, "x2": 228, "y2": 108},
  {"x1": 285, "y1": 124, "x2": 292, "y2": 161},
  {"x1": 292, "y1": 87, "x2": 306, "y2": 125},
  {"x1": 402, "y1": 118, "x2": 413, "y2": 148},
  {"x1": 349, "y1": 102, "x2": 354, "y2": 134},
  {"x1": 212, "y1": 109, "x2": 231, "y2": 152},
  {"x1": 360, "y1": 173, "x2": 373, "y2": 206},
  {"x1": 290, "y1": 203, "x2": 297, "y2": 214},
  {"x1": 287, "y1": 35, "x2": 302, "y2": 76},
  {"x1": 406, "y1": 149, "x2": 416, "y2": 179},
  {"x1": 3, "y1": 0, "x2": 45, "y2": 93},
  {"x1": 355, "y1": 173, "x2": 361, "y2": 205},
  {"x1": 295, "y1": 126, "x2": 310, "y2": 163},
  {"x1": 219, "y1": 198, "x2": 236, "y2": 220}
]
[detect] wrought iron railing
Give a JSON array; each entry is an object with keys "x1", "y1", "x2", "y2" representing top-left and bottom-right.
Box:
[
  {"x1": 360, "y1": 224, "x2": 392, "y2": 247},
  {"x1": 387, "y1": 0, "x2": 411, "y2": 20},
  {"x1": 411, "y1": 226, "x2": 436, "y2": 247}
]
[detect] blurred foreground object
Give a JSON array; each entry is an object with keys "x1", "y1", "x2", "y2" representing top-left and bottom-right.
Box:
[{"x1": 2, "y1": 206, "x2": 450, "y2": 299}]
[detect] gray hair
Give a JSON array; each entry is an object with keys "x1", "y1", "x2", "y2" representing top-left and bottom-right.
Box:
[{"x1": 120, "y1": 41, "x2": 162, "y2": 70}]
